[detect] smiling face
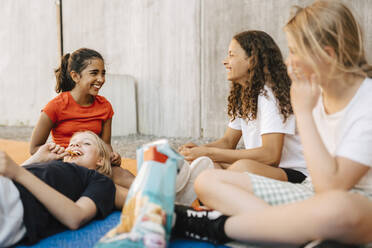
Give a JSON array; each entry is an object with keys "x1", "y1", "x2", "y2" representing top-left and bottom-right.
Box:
[
  {"x1": 223, "y1": 39, "x2": 251, "y2": 86},
  {"x1": 71, "y1": 58, "x2": 106, "y2": 96},
  {"x1": 63, "y1": 132, "x2": 104, "y2": 170}
]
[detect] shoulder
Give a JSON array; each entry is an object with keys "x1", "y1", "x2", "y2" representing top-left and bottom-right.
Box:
[
  {"x1": 257, "y1": 86, "x2": 278, "y2": 109},
  {"x1": 347, "y1": 78, "x2": 372, "y2": 117},
  {"x1": 45, "y1": 92, "x2": 69, "y2": 107}
]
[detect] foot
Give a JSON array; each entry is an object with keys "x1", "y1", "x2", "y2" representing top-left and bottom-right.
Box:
[{"x1": 172, "y1": 204, "x2": 230, "y2": 244}]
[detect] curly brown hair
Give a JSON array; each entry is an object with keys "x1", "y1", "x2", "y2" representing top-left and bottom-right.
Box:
[{"x1": 227, "y1": 30, "x2": 293, "y2": 122}]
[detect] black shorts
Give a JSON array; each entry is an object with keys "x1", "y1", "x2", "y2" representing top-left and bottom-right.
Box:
[{"x1": 282, "y1": 168, "x2": 307, "y2": 183}]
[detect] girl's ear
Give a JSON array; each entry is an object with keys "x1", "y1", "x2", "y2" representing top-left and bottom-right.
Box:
[
  {"x1": 323, "y1": 46, "x2": 336, "y2": 59},
  {"x1": 70, "y1": 70, "x2": 80, "y2": 83}
]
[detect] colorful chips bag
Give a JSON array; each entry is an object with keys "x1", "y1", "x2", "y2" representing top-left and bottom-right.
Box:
[{"x1": 96, "y1": 139, "x2": 183, "y2": 248}]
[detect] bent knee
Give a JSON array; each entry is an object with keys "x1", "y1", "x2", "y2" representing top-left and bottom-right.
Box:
[
  {"x1": 228, "y1": 159, "x2": 259, "y2": 173},
  {"x1": 194, "y1": 169, "x2": 221, "y2": 198}
]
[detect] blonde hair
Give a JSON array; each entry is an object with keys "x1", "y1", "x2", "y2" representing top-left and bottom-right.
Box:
[
  {"x1": 71, "y1": 131, "x2": 112, "y2": 177},
  {"x1": 284, "y1": 0, "x2": 372, "y2": 79}
]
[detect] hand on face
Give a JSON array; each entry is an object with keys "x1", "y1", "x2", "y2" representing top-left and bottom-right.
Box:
[
  {"x1": 288, "y1": 65, "x2": 321, "y2": 114},
  {"x1": 0, "y1": 150, "x2": 22, "y2": 179},
  {"x1": 35, "y1": 143, "x2": 68, "y2": 163},
  {"x1": 110, "y1": 151, "x2": 121, "y2": 166},
  {"x1": 179, "y1": 146, "x2": 207, "y2": 162}
]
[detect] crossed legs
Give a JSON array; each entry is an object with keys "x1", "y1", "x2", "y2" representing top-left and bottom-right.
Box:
[{"x1": 194, "y1": 169, "x2": 372, "y2": 245}]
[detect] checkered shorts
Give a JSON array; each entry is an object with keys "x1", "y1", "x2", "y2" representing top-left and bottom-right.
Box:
[
  {"x1": 248, "y1": 173, "x2": 372, "y2": 206},
  {"x1": 248, "y1": 173, "x2": 314, "y2": 205}
]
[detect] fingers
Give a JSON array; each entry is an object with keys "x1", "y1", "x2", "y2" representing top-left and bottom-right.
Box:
[
  {"x1": 110, "y1": 152, "x2": 122, "y2": 166},
  {"x1": 48, "y1": 143, "x2": 65, "y2": 154},
  {"x1": 56, "y1": 151, "x2": 69, "y2": 160},
  {"x1": 178, "y1": 142, "x2": 197, "y2": 152}
]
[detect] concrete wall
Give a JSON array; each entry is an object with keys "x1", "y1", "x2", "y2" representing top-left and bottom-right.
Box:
[
  {"x1": 62, "y1": 0, "x2": 201, "y2": 138},
  {"x1": 1, "y1": 0, "x2": 371, "y2": 138},
  {"x1": 0, "y1": 0, "x2": 59, "y2": 126}
]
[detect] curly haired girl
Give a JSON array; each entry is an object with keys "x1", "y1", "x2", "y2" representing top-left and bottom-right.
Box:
[{"x1": 179, "y1": 30, "x2": 307, "y2": 183}]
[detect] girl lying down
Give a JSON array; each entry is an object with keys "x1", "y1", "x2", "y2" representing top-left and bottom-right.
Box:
[{"x1": 0, "y1": 131, "x2": 129, "y2": 246}]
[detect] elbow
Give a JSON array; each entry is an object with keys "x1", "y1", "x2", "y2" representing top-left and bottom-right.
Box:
[
  {"x1": 67, "y1": 221, "x2": 81, "y2": 230},
  {"x1": 266, "y1": 151, "x2": 282, "y2": 166},
  {"x1": 67, "y1": 216, "x2": 87, "y2": 230}
]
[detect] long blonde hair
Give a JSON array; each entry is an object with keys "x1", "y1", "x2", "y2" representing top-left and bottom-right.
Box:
[
  {"x1": 284, "y1": 0, "x2": 372, "y2": 79},
  {"x1": 71, "y1": 131, "x2": 112, "y2": 177}
]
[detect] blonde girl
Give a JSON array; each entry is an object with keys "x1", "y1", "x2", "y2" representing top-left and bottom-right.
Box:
[{"x1": 0, "y1": 131, "x2": 118, "y2": 246}]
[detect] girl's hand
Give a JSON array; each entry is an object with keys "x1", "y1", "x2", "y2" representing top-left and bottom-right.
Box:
[
  {"x1": 48, "y1": 142, "x2": 66, "y2": 156},
  {"x1": 179, "y1": 146, "x2": 208, "y2": 162},
  {"x1": 0, "y1": 151, "x2": 23, "y2": 179},
  {"x1": 29, "y1": 143, "x2": 67, "y2": 164},
  {"x1": 178, "y1": 142, "x2": 198, "y2": 153},
  {"x1": 288, "y1": 66, "x2": 321, "y2": 115},
  {"x1": 110, "y1": 152, "x2": 121, "y2": 166}
]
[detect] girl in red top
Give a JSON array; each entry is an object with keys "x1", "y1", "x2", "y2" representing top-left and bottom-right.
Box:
[{"x1": 30, "y1": 48, "x2": 127, "y2": 171}]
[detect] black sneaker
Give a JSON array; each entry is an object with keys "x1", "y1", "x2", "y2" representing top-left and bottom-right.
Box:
[{"x1": 172, "y1": 204, "x2": 231, "y2": 244}]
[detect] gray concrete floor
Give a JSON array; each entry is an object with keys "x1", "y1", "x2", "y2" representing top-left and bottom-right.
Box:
[{"x1": 0, "y1": 125, "x2": 214, "y2": 159}]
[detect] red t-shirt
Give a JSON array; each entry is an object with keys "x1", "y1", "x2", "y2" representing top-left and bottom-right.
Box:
[{"x1": 43, "y1": 92, "x2": 114, "y2": 148}]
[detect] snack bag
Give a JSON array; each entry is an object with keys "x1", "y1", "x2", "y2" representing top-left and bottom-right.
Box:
[{"x1": 96, "y1": 139, "x2": 183, "y2": 248}]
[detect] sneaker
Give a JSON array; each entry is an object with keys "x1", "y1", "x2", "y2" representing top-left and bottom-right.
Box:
[
  {"x1": 172, "y1": 204, "x2": 230, "y2": 244},
  {"x1": 175, "y1": 157, "x2": 214, "y2": 205}
]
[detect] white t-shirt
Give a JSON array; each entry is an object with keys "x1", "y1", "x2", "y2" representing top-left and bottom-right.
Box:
[
  {"x1": 313, "y1": 77, "x2": 372, "y2": 194},
  {"x1": 228, "y1": 86, "x2": 307, "y2": 175}
]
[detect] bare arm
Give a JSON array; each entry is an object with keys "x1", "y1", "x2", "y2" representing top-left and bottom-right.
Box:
[
  {"x1": 204, "y1": 128, "x2": 243, "y2": 149},
  {"x1": 181, "y1": 132, "x2": 284, "y2": 165},
  {"x1": 179, "y1": 125, "x2": 283, "y2": 165},
  {"x1": 101, "y1": 118, "x2": 121, "y2": 166},
  {"x1": 101, "y1": 118, "x2": 113, "y2": 149},
  {"x1": 23, "y1": 143, "x2": 67, "y2": 166},
  {"x1": 296, "y1": 112, "x2": 369, "y2": 192},
  {"x1": 0, "y1": 151, "x2": 97, "y2": 230},
  {"x1": 179, "y1": 128, "x2": 242, "y2": 152},
  {"x1": 208, "y1": 133, "x2": 284, "y2": 165},
  {"x1": 30, "y1": 112, "x2": 54, "y2": 155}
]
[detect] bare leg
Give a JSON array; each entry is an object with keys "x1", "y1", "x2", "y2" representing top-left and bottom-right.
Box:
[
  {"x1": 194, "y1": 169, "x2": 268, "y2": 215},
  {"x1": 111, "y1": 166, "x2": 135, "y2": 188},
  {"x1": 214, "y1": 162, "x2": 231, "y2": 169},
  {"x1": 228, "y1": 159, "x2": 288, "y2": 181},
  {"x1": 225, "y1": 191, "x2": 372, "y2": 244}
]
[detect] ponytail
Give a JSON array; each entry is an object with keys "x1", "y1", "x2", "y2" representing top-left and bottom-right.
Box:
[{"x1": 54, "y1": 53, "x2": 75, "y2": 93}]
